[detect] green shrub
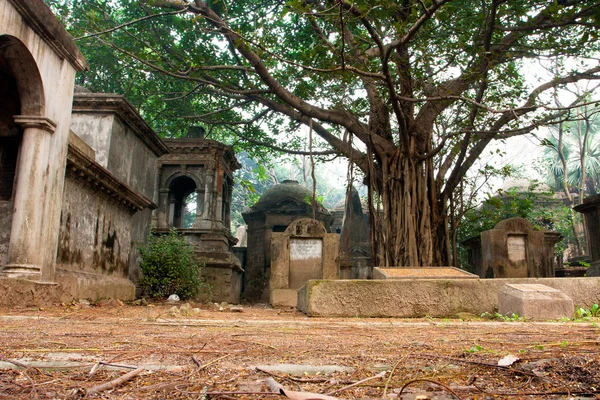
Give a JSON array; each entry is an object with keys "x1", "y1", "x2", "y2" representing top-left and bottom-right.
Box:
[{"x1": 138, "y1": 229, "x2": 207, "y2": 300}]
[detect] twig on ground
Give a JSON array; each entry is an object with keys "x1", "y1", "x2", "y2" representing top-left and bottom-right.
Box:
[
  {"x1": 255, "y1": 367, "x2": 330, "y2": 383},
  {"x1": 326, "y1": 370, "x2": 386, "y2": 395},
  {"x1": 383, "y1": 355, "x2": 408, "y2": 397},
  {"x1": 0, "y1": 356, "x2": 50, "y2": 376},
  {"x1": 85, "y1": 367, "x2": 145, "y2": 396},
  {"x1": 231, "y1": 338, "x2": 277, "y2": 350},
  {"x1": 399, "y1": 378, "x2": 462, "y2": 400},
  {"x1": 191, "y1": 356, "x2": 201, "y2": 368},
  {"x1": 197, "y1": 354, "x2": 231, "y2": 371},
  {"x1": 416, "y1": 353, "x2": 546, "y2": 380}
]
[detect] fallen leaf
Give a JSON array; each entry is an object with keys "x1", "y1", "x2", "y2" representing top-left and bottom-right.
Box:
[{"x1": 498, "y1": 355, "x2": 519, "y2": 367}]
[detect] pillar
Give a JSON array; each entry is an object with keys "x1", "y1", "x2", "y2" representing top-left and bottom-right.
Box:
[{"x1": 2, "y1": 115, "x2": 56, "y2": 280}]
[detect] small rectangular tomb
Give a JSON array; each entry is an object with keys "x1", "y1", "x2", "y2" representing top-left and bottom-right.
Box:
[
  {"x1": 373, "y1": 267, "x2": 479, "y2": 280},
  {"x1": 498, "y1": 283, "x2": 574, "y2": 320}
]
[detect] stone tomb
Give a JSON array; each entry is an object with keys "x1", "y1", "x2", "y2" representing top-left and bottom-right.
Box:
[
  {"x1": 498, "y1": 283, "x2": 574, "y2": 320},
  {"x1": 270, "y1": 218, "x2": 339, "y2": 307},
  {"x1": 574, "y1": 194, "x2": 600, "y2": 276},
  {"x1": 373, "y1": 267, "x2": 478, "y2": 280},
  {"x1": 480, "y1": 217, "x2": 561, "y2": 278}
]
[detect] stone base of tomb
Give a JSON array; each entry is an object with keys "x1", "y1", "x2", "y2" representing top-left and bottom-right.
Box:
[
  {"x1": 297, "y1": 277, "x2": 600, "y2": 318},
  {"x1": 196, "y1": 252, "x2": 243, "y2": 304},
  {"x1": 270, "y1": 288, "x2": 298, "y2": 308},
  {"x1": 55, "y1": 269, "x2": 136, "y2": 301},
  {"x1": 0, "y1": 278, "x2": 72, "y2": 307}
]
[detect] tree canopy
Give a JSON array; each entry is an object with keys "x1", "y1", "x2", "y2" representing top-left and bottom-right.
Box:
[{"x1": 52, "y1": 0, "x2": 600, "y2": 267}]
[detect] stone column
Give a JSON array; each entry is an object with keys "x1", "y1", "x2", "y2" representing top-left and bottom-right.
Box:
[
  {"x1": 2, "y1": 116, "x2": 56, "y2": 280},
  {"x1": 202, "y1": 166, "x2": 215, "y2": 223},
  {"x1": 215, "y1": 168, "x2": 224, "y2": 224},
  {"x1": 194, "y1": 188, "x2": 204, "y2": 228},
  {"x1": 151, "y1": 166, "x2": 161, "y2": 226}
]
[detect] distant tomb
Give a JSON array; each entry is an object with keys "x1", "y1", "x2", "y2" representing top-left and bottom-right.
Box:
[
  {"x1": 270, "y1": 218, "x2": 339, "y2": 307},
  {"x1": 574, "y1": 195, "x2": 600, "y2": 276},
  {"x1": 478, "y1": 217, "x2": 561, "y2": 278},
  {"x1": 242, "y1": 180, "x2": 333, "y2": 301}
]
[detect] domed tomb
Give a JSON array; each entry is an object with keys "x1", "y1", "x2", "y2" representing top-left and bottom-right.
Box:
[{"x1": 241, "y1": 180, "x2": 333, "y2": 300}]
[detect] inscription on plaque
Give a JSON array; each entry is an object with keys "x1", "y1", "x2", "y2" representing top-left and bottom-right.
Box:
[
  {"x1": 289, "y1": 238, "x2": 323, "y2": 289},
  {"x1": 290, "y1": 238, "x2": 322, "y2": 260},
  {"x1": 507, "y1": 234, "x2": 526, "y2": 262}
]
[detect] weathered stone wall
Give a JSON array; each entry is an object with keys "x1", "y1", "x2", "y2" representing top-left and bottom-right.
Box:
[
  {"x1": 201, "y1": 266, "x2": 242, "y2": 304},
  {"x1": 58, "y1": 175, "x2": 134, "y2": 277},
  {"x1": 69, "y1": 114, "x2": 113, "y2": 168},
  {"x1": 107, "y1": 117, "x2": 157, "y2": 198},
  {"x1": 0, "y1": 201, "x2": 13, "y2": 265}
]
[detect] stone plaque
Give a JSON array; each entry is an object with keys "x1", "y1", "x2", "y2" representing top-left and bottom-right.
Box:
[
  {"x1": 507, "y1": 234, "x2": 526, "y2": 262},
  {"x1": 289, "y1": 238, "x2": 322, "y2": 289},
  {"x1": 290, "y1": 238, "x2": 322, "y2": 260}
]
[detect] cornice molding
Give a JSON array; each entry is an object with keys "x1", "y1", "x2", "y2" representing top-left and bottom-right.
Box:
[
  {"x1": 66, "y1": 143, "x2": 156, "y2": 212},
  {"x1": 7, "y1": 0, "x2": 88, "y2": 71},
  {"x1": 13, "y1": 115, "x2": 57, "y2": 133},
  {"x1": 72, "y1": 94, "x2": 169, "y2": 157}
]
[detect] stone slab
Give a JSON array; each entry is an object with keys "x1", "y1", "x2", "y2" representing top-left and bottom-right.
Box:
[
  {"x1": 498, "y1": 284, "x2": 574, "y2": 320},
  {"x1": 297, "y1": 278, "x2": 600, "y2": 318},
  {"x1": 373, "y1": 267, "x2": 478, "y2": 280},
  {"x1": 270, "y1": 288, "x2": 298, "y2": 308}
]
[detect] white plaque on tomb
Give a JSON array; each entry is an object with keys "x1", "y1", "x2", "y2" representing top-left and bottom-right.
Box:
[
  {"x1": 289, "y1": 238, "x2": 323, "y2": 289},
  {"x1": 507, "y1": 235, "x2": 526, "y2": 262},
  {"x1": 290, "y1": 238, "x2": 322, "y2": 261}
]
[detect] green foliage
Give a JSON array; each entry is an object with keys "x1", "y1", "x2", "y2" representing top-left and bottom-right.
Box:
[
  {"x1": 465, "y1": 344, "x2": 483, "y2": 353},
  {"x1": 457, "y1": 183, "x2": 555, "y2": 241},
  {"x1": 138, "y1": 229, "x2": 206, "y2": 300},
  {"x1": 538, "y1": 106, "x2": 600, "y2": 195},
  {"x1": 574, "y1": 304, "x2": 600, "y2": 319},
  {"x1": 480, "y1": 312, "x2": 523, "y2": 321}
]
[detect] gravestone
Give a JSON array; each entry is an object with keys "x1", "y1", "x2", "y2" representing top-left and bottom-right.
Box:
[
  {"x1": 498, "y1": 284, "x2": 574, "y2": 320},
  {"x1": 270, "y1": 218, "x2": 339, "y2": 307},
  {"x1": 480, "y1": 217, "x2": 560, "y2": 278},
  {"x1": 574, "y1": 194, "x2": 600, "y2": 276}
]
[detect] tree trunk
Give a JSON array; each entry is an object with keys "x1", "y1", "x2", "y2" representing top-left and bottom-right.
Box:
[{"x1": 375, "y1": 149, "x2": 448, "y2": 267}]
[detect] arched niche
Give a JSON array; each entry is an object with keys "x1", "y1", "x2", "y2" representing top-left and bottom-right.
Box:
[
  {"x1": 0, "y1": 35, "x2": 46, "y2": 200},
  {"x1": 0, "y1": 35, "x2": 44, "y2": 202},
  {"x1": 168, "y1": 175, "x2": 200, "y2": 229},
  {"x1": 0, "y1": 35, "x2": 45, "y2": 115}
]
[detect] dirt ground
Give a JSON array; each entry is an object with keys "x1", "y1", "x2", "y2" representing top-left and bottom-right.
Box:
[{"x1": 0, "y1": 301, "x2": 599, "y2": 399}]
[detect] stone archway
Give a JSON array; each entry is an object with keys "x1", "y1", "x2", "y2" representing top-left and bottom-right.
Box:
[
  {"x1": 168, "y1": 175, "x2": 200, "y2": 229},
  {"x1": 0, "y1": 35, "x2": 55, "y2": 280}
]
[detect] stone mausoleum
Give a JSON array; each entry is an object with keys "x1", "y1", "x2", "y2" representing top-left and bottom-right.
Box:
[
  {"x1": 241, "y1": 180, "x2": 333, "y2": 300},
  {"x1": 154, "y1": 131, "x2": 243, "y2": 303},
  {"x1": 0, "y1": 0, "x2": 242, "y2": 305}
]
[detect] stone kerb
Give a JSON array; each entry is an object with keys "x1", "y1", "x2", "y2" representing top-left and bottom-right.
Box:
[
  {"x1": 498, "y1": 284, "x2": 574, "y2": 320},
  {"x1": 270, "y1": 218, "x2": 339, "y2": 308}
]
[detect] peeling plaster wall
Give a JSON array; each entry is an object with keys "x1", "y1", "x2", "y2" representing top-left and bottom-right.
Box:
[
  {"x1": 107, "y1": 117, "x2": 156, "y2": 198},
  {"x1": 57, "y1": 175, "x2": 133, "y2": 278},
  {"x1": 69, "y1": 114, "x2": 113, "y2": 168},
  {"x1": 0, "y1": 201, "x2": 12, "y2": 265}
]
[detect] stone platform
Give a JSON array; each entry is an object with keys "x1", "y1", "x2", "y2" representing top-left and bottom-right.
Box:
[
  {"x1": 297, "y1": 278, "x2": 600, "y2": 318},
  {"x1": 373, "y1": 267, "x2": 478, "y2": 279}
]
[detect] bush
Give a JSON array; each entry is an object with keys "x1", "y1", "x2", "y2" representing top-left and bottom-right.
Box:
[{"x1": 138, "y1": 229, "x2": 207, "y2": 300}]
